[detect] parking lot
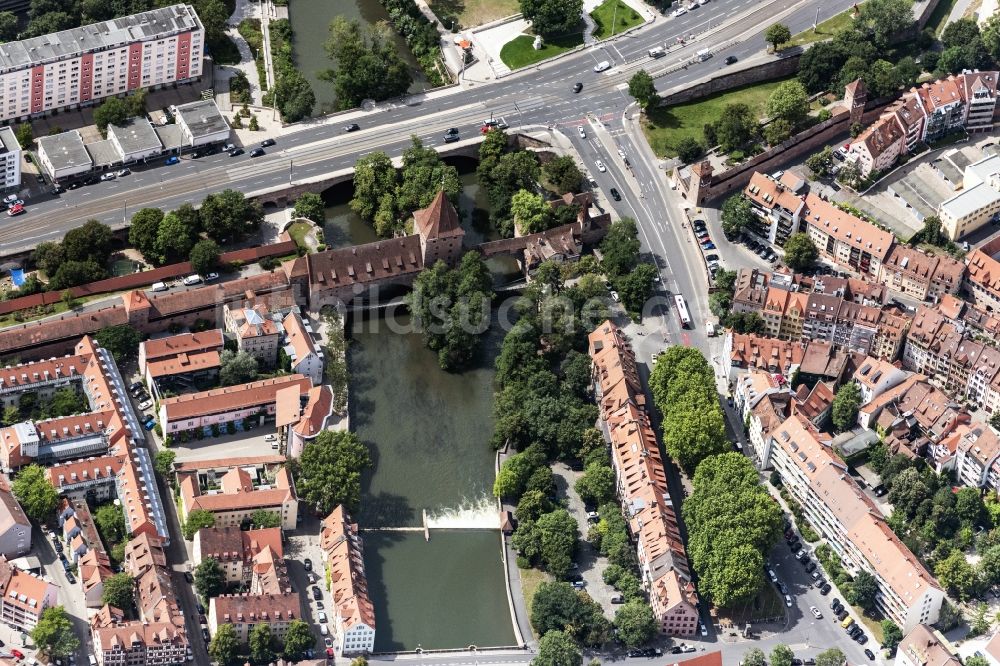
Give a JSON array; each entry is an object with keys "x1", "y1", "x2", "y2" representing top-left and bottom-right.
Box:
[
  {"x1": 168, "y1": 427, "x2": 283, "y2": 463},
  {"x1": 285, "y1": 513, "x2": 338, "y2": 659}
]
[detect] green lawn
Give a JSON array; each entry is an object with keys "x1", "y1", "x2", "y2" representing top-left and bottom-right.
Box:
[
  {"x1": 287, "y1": 221, "x2": 313, "y2": 251},
  {"x1": 520, "y1": 566, "x2": 553, "y2": 637},
  {"x1": 787, "y1": 9, "x2": 856, "y2": 46},
  {"x1": 500, "y1": 32, "x2": 585, "y2": 69},
  {"x1": 429, "y1": 0, "x2": 521, "y2": 29},
  {"x1": 642, "y1": 77, "x2": 790, "y2": 157},
  {"x1": 590, "y1": 0, "x2": 645, "y2": 39}
]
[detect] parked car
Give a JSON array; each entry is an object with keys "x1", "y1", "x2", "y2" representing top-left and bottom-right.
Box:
[
  {"x1": 229, "y1": 148, "x2": 245, "y2": 157},
  {"x1": 261, "y1": 138, "x2": 276, "y2": 147},
  {"x1": 312, "y1": 586, "x2": 322, "y2": 600},
  {"x1": 611, "y1": 595, "x2": 624, "y2": 604},
  {"x1": 117, "y1": 168, "x2": 131, "y2": 177},
  {"x1": 100, "y1": 172, "x2": 116, "y2": 181},
  {"x1": 810, "y1": 606, "x2": 822, "y2": 619},
  {"x1": 249, "y1": 148, "x2": 265, "y2": 157},
  {"x1": 204, "y1": 272, "x2": 219, "y2": 281},
  {"x1": 201, "y1": 628, "x2": 210, "y2": 642},
  {"x1": 138, "y1": 400, "x2": 153, "y2": 410},
  {"x1": 784, "y1": 594, "x2": 792, "y2": 607},
  {"x1": 820, "y1": 583, "x2": 832, "y2": 595},
  {"x1": 2, "y1": 194, "x2": 18, "y2": 204},
  {"x1": 864, "y1": 649, "x2": 875, "y2": 660},
  {"x1": 805, "y1": 561, "x2": 816, "y2": 573},
  {"x1": 790, "y1": 542, "x2": 802, "y2": 553},
  {"x1": 572, "y1": 580, "x2": 586, "y2": 589},
  {"x1": 165, "y1": 156, "x2": 180, "y2": 165},
  {"x1": 318, "y1": 611, "x2": 327, "y2": 623},
  {"x1": 609, "y1": 187, "x2": 621, "y2": 201},
  {"x1": 144, "y1": 419, "x2": 157, "y2": 431},
  {"x1": 6, "y1": 204, "x2": 24, "y2": 216},
  {"x1": 304, "y1": 558, "x2": 312, "y2": 571},
  {"x1": 184, "y1": 571, "x2": 194, "y2": 583}
]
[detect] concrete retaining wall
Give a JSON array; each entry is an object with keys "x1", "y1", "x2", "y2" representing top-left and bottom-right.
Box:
[{"x1": 659, "y1": 54, "x2": 803, "y2": 107}]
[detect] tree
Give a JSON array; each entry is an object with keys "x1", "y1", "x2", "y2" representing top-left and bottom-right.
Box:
[
  {"x1": 351, "y1": 151, "x2": 397, "y2": 225},
  {"x1": 533, "y1": 630, "x2": 582, "y2": 666},
  {"x1": 101, "y1": 573, "x2": 135, "y2": 612},
  {"x1": 867, "y1": 59, "x2": 901, "y2": 97},
  {"x1": 157, "y1": 215, "x2": 196, "y2": 264},
  {"x1": 837, "y1": 160, "x2": 864, "y2": 189},
  {"x1": 920, "y1": 215, "x2": 944, "y2": 246},
  {"x1": 282, "y1": 620, "x2": 314, "y2": 660},
  {"x1": 766, "y1": 80, "x2": 809, "y2": 126},
  {"x1": 831, "y1": 382, "x2": 861, "y2": 432},
  {"x1": 675, "y1": 137, "x2": 703, "y2": 163},
  {"x1": 575, "y1": 463, "x2": 615, "y2": 507},
  {"x1": 94, "y1": 325, "x2": 142, "y2": 363},
  {"x1": 984, "y1": 13, "x2": 1000, "y2": 61},
  {"x1": 714, "y1": 103, "x2": 758, "y2": 153},
  {"x1": 31, "y1": 607, "x2": 79, "y2": 658},
  {"x1": 95, "y1": 503, "x2": 127, "y2": 543},
  {"x1": 613, "y1": 601, "x2": 656, "y2": 647},
  {"x1": 763, "y1": 119, "x2": 792, "y2": 146},
  {"x1": 323, "y1": 18, "x2": 412, "y2": 110},
  {"x1": 63, "y1": 219, "x2": 113, "y2": 264},
  {"x1": 129, "y1": 208, "x2": 164, "y2": 262},
  {"x1": 543, "y1": 155, "x2": 583, "y2": 194},
  {"x1": 782, "y1": 232, "x2": 818, "y2": 271},
  {"x1": 250, "y1": 623, "x2": 275, "y2": 663},
  {"x1": 881, "y1": 620, "x2": 903, "y2": 651},
  {"x1": 293, "y1": 192, "x2": 326, "y2": 224},
  {"x1": 494, "y1": 447, "x2": 545, "y2": 499},
  {"x1": 24, "y1": 11, "x2": 75, "y2": 38},
  {"x1": 854, "y1": 0, "x2": 913, "y2": 47},
  {"x1": 849, "y1": 570, "x2": 878, "y2": 612},
  {"x1": 797, "y1": 41, "x2": 848, "y2": 93},
  {"x1": 935, "y1": 550, "x2": 978, "y2": 600},
  {"x1": 529, "y1": 582, "x2": 608, "y2": 645},
  {"x1": 209, "y1": 623, "x2": 239, "y2": 666},
  {"x1": 806, "y1": 146, "x2": 834, "y2": 179},
  {"x1": 770, "y1": 645, "x2": 794, "y2": 666},
  {"x1": 814, "y1": 648, "x2": 845, "y2": 666},
  {"x1": 182, "y1": 508, "x2": 216, "y2": 540},
  {"x1": 12, "y1": 464, "x2": 59, "y2": 523},
  {"x1": 194, "y1": 557, "x2": 226, "y2": 600},
  {"x1": 512, "y1": 189, "x2": 552, "y2": 235},
  {"x1": 93, "y1": 96, "x2": 131, "y2": 134},
  {"x1": 153, "y1": 450, "x2": 176, "y2": 478},
  {"x1": 721, "y1": 195, "x2": 755, "y2": 239},
  {"x1": 14, "y1": 124, "x2": 33, "y2": 150},
  {"x1": 0, "y1": 12, "x2": 18, "y2": 42},
  {"x1": 895, "y1": 56, "x2": 920, "y2": 88},
  {"x1": 219, "y1": 350, "x2": 259, "y2": 386},
  {"x1": 274, "y1": 69, "x2": 316, "y2": 122},
  {"x1": 627, "y1": 70, "x2": 659, "y2": 109},
  {"x1": 515, "y1": 509, "x2": 579, "y2": 578},
  {"x1": 764, "y1": 23, "x2": 791, "y2": 50},
  {"x1": 49, "y1": 260, "x2": 106, "y2": 291},
  {"x1": 189, "y1": 239, "x2": 221, "y2": 275},
  {"x1": 249, "y1": 509, "x2": 281, "y2": 529},
  {"x1": 742, "y1": 649, "x2": 766, "y2": 666},
  {"x1": 200, "y1": 189, "x2": 262, "y2": 242},
  {"x1": 600, "y1": 217, "x2": 640, "y2": 278},
  {"x1": 969, "y1": 657, "x2": 991, "y2": 666},
  {"x1": 295, "y1": 430, "x2": 372, "y2": 514},
  {"x1": 519, "y1": 0, "x2": 583, "y2": 38},
  {"x1": 942, "y1": 16, "x2": 979, "y2": 48}
]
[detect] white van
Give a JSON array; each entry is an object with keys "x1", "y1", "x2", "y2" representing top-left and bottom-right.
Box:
[
  {"x1": 150, "y1": 281, "x2": 168, "y2": 292},
  {"x1": 320, "y1": 625, "x2": 329, "y2": 636},
  {"x1": 705, "y1": 321, "x2": 716, "y2": 337},
  {"x1": 182, "y1": 274, "x2": 202, "y2": 286},
  {"x1": 696, "y1": 48, "x2": 712, "y2": 61},
  {"x1": 648, "y1": 46, "x2": 665, "y2": 58}
]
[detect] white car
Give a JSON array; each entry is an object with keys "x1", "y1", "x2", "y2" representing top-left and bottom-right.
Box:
[
  {"x1": 2, "y1": 194, "x2": 18, "y2": 204},
  {"x1": 593, "y1": 60, "x2": 611, "y2": 72},
  {"x1": 610, "y1": 290, "x2": 620, "y2": 302},
  {"x1": 182, "y1": 274, "x2": 202, "y2": 286},
  {"x1": 578, "y1": 126, "x2": 587, "y2": 139},
  {"x1": 117, "y1": 168, "x2": 131, "y2": 177},
  {"x1": 138, "y1": 400, "x2": 153, "y2": 410},
  {"x1": 100, "y1": 172, "x2": 116, "y2": 181},
  {"x1": 810, "y1": 606, "x2": 823, "y2": 619},
  {"x1": 768, "y1": 568, "x2": 777, "y2": 582},
  {"x1": 699, "y1": 621, "x2": 707, "y2": 636},
  {"x1": 318, "y1": 611, "x2": 327, "y2": 623},
  {"x1": 204, "y1": 272, "x2": 219, "y2": 282},
  {"x1": 784, "y1": 594, "x2": 793, "y2": 607},
  {"x1": 264, "y1": 434, "x2": 277, "y2": 442},
  {"x1": 617, "y1": 148, "x2": 627, "y2": 160},
  {"x1": 671, "y1": 6, "x2": 687, "y2": 15},
  {"x1": 595, "y1": 160, "x2": 606, "y2": 172}
]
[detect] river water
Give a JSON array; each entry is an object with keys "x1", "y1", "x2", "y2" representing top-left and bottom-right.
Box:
[
  {"x1": 326, "y1": 164, "x2": 518, "y2": 650},
  {"x1": 288, "y1": 0, "x2": 430, "y2": 115}
]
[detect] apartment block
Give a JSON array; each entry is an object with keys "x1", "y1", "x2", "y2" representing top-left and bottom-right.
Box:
[
  {"x1": 0, "y1": 4, "x2": 203, "y2": 124},
  {"x1": 208, "y1": 592, "x2": 300, "y2": 643},
  {"x1": 320, "y1": 506, "x2": 375, "y2": 654},
  {"x1": 0, "y1": 557, "x2": 58, "y2": 633},
  {"x1": 802, "y1": 194, "x2": 894, "y2": 280},
  {"x1": 0, "y1": 126, "x2": 21, "y2": 189},
  {"x1": 878, "y1": 246, "x2": 964, "y2": 302},
  {"x1": 767, "y1": 414, "x2": 943, "y2": 632},
  {"x1": 192, "y1": 526, "x2": 284, "y2": 586},
  {"x1": 589, "y1": 321, "x2": 700, "y2": 636},
  {"x1": 178, "y1": 463, "x2": 298, "y2": 530},
  {"x1": 138, "y1": 329, "x2": 224, "y2": 397},
  {"x1": 742, "y1": 171, "x2": 805, "y2": 245},
  {"x1": 0, "y1": 478, "x2": 29, "y2": 559},
  {"x1": 896, "y1": 624, "x2": 960, "y2": 666},
  {"x1": 954, "y1": 424, "x2": 1000, "y2": 489},
  {"x1": 282, "y1": 312, "x2": 323, "y2": 386}
]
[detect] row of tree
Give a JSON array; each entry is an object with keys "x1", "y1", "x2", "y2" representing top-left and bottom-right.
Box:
[
  {"x1": 129, "y1": 189, "x2": 262, "y2": 267},
  {"x1": 742, "y1": 646, "x2": 846, "y2": 666},
  {"x1": 267, "y1": 19, "x2": 316, "y2": 122},
  {"x1": 351, "y1": 136, "x2": 460, "y2": 237},
  {"x1": 322, "y1": 17, "x2": 413, "y2": 111},
  {"x1": 209, "y1": 618, "x2": 317, "y2": 664},
  {"x1": 30, "y1": 219, "x2": 115, "y2": 291}
]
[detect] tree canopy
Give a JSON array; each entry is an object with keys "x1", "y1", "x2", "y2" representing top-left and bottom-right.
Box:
[
  {"x1": 282, "y1": 620, "x2": 314, "y2": 660},
  {"x1": 209, "y1": 623, "x2": 239, "y2": 665},
  {"x1": 532, "y1": 630, "x2": 582, "y2": 666},
  {"x1": 101, "y1": 573, "x2": 135, "y2": 612},
  {"x1": 520, "y1": 0, "x2": 583, "y2": 38},
  {"x1": 219, "y1": 350, "x2": 259, "y2": 386},
  {"x1": 195, "y1": 557, "x2": 226, "y2": 600},
  {"x1": 294, "y1": 430, "x2": 372, "y2": 514},
  {"x1": 628, "y1": 70, "x2": 659, "y2": 109},
  {"x1": 182, "y1": 508, "x2": 216, "y2": 540},
  {"x1": 543, "y1": 155, "x2": 583, "y2": 194},
  {"x1": 782, "y1": 232, "x2": 818, "y2": 271},
  {"x1": 32, "y1": 607, "x2": 80, "y2": 658},
  {"x1": 323, "y1": 17, "x2": 412, "y2": 110},
  {"x1": 764, "y1": 23, "x2": 791, "y2": 50},
  {"x1": 600, "y1": 217, "x2": 641, "y2": 278},
  {"x1": 613, "y1": 601, "x2": 656, "y2": 647},
  {"x1": 512, "y1": 508, "x2": 579, "y2": 578},
  {"x1": 12, "y1": 464, "x2": 59, "y2": 523},
  {"x1": 766, "y1": 80, "x2": 809, "y2": 126},
  {"x1": 530, "y1": 582, "x2": 610, "y2": 647},
  {"x1": 200, "y1": 189, "x2": 263, "y2": 242},
  {"x1": 831, "y1": 382, "x2": 861, "y2": 432},
  {"x1": 293, "y1": 192, "x2": 326, "y2": 224}
]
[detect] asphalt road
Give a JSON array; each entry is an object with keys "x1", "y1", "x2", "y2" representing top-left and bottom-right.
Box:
[{"x1": 0, "y1": 0, "x2": 858, "y2": 255}]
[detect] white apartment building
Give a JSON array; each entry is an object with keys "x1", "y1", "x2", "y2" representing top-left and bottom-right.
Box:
[
  {"x1": 0, "y1": 4, "x2": 202, "y2": 123},
  {"x1": 0, "y1": 126, "x2": 20, "y2": 190},
  {"x1": 768, "y1": 414, "x2": 944, "y2": 632}
]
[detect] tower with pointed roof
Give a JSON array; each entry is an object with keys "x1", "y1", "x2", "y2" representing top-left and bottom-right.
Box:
[{"x1": 413, "y1": 189, "x2": 465, "y2": 267}]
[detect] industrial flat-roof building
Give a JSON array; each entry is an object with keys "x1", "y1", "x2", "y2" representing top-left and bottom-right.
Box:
[
  {"x1": 174, "y1": 99, "x2": 230, "y2": 147},
  {"x1": 37, "y1": 130, "x2": 91, "y2": 181},
  {"x1": 0, "y1": 4, "x2": 203, "y2": 123},
  {"x1": 108, "y1": 118, "x2": 163, "y2": 162}
]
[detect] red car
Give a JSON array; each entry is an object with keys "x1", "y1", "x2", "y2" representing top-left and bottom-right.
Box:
[
  {"x1": 326, "y1": 648, "x2": 335, "y2": 657},
  {"x1": 11, "y1": 648, "x2": 23, "y2": 659},
  {"x1": 6, "y1": 204, "x2": 24, "y2": 216}
]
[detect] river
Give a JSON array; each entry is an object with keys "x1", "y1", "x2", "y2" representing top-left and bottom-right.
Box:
[
  {"x1": 288, "y1": 0, "x2": 430, "y2": 115},
  {"x1": 327, "y1": 164, "x2": 518, "y2": 651}
]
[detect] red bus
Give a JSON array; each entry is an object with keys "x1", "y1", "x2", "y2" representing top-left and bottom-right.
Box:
[{"x1": 674, "y1": 295, "x2": 691, "y2": 329}]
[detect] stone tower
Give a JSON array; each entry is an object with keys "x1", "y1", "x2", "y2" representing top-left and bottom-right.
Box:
[
  {"x1": 844, "y1": 79, "x2": 868, "y2": 125},
  {"x1": 413, "y1": 189, "x2": 465, "y2": 267}
]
